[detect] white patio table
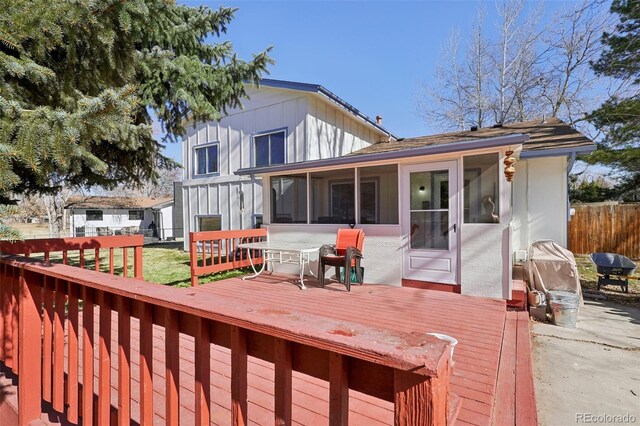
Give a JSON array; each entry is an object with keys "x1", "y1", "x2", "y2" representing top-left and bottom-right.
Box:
[{"x1": 237, "y1": 241, "x2": 321, "y2": 289}]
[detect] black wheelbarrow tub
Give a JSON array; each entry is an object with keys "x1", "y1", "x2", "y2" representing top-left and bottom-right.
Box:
[{"x1": 589, "y1": 253, "x2": 637, "y2": 276}]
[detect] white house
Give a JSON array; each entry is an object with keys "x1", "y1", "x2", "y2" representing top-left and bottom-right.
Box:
[
  {"x1": 67, "y1": 196, "x2": 174, "y2": 240},
  {"x1": 182, "y1": 79, "x2": 595, "y2": 300},
  {"x1": 180, "y1": 79, "x2": 396, "y2": 240}
]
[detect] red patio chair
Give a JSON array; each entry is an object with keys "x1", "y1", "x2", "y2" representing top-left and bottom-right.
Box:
[{"x1": 318, "y1": 228, "x2": 365, "y2": 291}]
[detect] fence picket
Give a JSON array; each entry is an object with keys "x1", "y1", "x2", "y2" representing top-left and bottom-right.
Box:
[{"x1": 569, "y1": 203, "x2": 640, "y2": 258}]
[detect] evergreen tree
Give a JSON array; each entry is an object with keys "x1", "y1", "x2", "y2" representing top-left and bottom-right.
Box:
[
  {"x1": 0, "y1": 0, "x2": 272, "y2": 238},
  {"x1": 588, "y1": 0, "x2": 640, "y2": 196}
]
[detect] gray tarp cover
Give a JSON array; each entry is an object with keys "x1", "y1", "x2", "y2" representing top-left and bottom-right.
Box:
[{"x1": 527, "y1": 240, "x2": 583, "y2": 303}]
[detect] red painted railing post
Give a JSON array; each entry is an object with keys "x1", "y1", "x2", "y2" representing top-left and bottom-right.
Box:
[
  {"x1": 329, "y1": 352, "x2": 349, "y2": 426},
  {"x1": 139, "y1": 302, "x2": 154, "y2": 424},
  {"x1": 393, "y1": 357, "x2": 451, "y2": 426},
  {"x1": 0, "y1": 263, "x2": 6, "y2": 362},
  {"x1": 134, "y1": 246, "x2": 143, "y2": 279},
  {"x1": 194, "y1": 316, "x2": 211, "y2": 426},
  {"x1": 1, "y1": 265, "x2": 14, "y2": 369},
  {"x1": 231, "y1": 325, "x2": 248, "y2": 426},
  {"x1": 18, "y1": 269, "x2": 42, "y2": 426},
  {"x1": 274, "y1": 338, "x2": 292, "y2": 426},
  {"x1": 190, "y1": 233, "x2": 198, "y2": 286}
]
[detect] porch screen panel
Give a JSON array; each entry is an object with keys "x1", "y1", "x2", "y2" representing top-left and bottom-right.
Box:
[
  {"x1": 463, "y1": 153, "x2": 500, "y2": 223},
  {"x1": 359, "y1": 164, "x2": 398, "y2": 224},
  {"x1": 310, "y1": 169, "x2": 355, "y2": 224},
  {"x1": 270, "y1": 174, "x2": 307, "y2": 223},
  {"x1": 409, "y1": 171, "x2": 449, "y2": 250}
]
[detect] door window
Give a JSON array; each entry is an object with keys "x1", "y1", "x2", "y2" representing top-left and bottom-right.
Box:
[{"x1": 409, "y1": 170, "x2": 449, "y2": 250}]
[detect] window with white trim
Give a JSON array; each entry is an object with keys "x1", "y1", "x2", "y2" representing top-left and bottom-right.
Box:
[
  {"x1": 194, "y1": 144, "x2": 219, "y2": 176},
  {"x1": 197, "y1": 215, "x2": 222, "y2": 231},
  {"x1": 254, "y1": 130, "x2": 285, "y2": 167}
]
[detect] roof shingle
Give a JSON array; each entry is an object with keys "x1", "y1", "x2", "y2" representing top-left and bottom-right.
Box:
[
  {"x1": 348, "y1": 117, "x2": 593, "y2": 156},
  {"x1": 66, "y1": 196, "x2": 173, "y2": 209}
]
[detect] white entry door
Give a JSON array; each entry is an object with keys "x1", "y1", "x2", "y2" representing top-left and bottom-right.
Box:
[{"x1": 402, "y1": 161, "x2": 458, "y2": 284}]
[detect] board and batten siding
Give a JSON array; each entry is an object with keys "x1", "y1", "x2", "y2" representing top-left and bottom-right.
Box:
[
  {"x1": 306, "y1": 94, "x2": 382, "y2": 160},
  {"x1": 181, "y1": 87, "x2": 307, "y2": 244},
  {"x1": 181, "y1": 86, "x2": 386, "y2": 248}
]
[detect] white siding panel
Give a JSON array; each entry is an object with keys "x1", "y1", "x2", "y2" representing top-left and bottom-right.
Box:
[
  {"x1": 188, "y1": 186, "x2": 199, "y2": 230},
  {"x1": 197, "y1": 185, "x2": 208, "y2": 215},
  {"x1": 197, "y1": 123, "x2": 207, "y2": 145},
  {"x1": 510, "y1": 157, "x2": 568, "y2": 251},
  {"x1": 267, "y1": 103, "x2": 282, "y2": 131},
  {"x1": 254, "y1": 107, "x2": 269, "y2": 138},
  {"x1": 227, "y1": 115, "x2": 242, "y2": 175},
  {"x1": 282, "y1": 99, "x2": 298, "y2": 163}
]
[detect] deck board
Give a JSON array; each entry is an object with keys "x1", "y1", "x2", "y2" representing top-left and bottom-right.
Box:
[{"x1": 8, "y1": 274, "x2": 512, "y2": 425}]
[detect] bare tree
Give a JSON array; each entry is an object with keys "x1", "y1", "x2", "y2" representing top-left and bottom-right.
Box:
[
  {"x1": 419, "y1": 0, "x2": 608, "y2": 132},
  {"x1": 492, "y1": 0, "x2": 544, "y2": 123},
  {"x1": 465, "y1": 5, "x2": 491, "y2": 128},
  {"x1": 13, "y1": 195, "x2": 48, "y2": 223},
  {"x1": 541, "y1": 1, "x2": 611, "y2": 124},
  {"x1": 419, "y1": 30, "x2": 469, "y2": 131},
  {"x1": 96, "y1": 165, "x2": 182, "y2": 199},
  {"x1": 42, "y1": 181, "x2": 75, "y2": 237}
]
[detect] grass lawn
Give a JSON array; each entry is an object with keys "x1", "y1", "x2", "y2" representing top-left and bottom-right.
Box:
[
  {"x1": 575, "y1": 254, "x2": 640, "y2": 306},
  {"x1": 42, "y1": 242, "x2": 250, "y2": 288}
]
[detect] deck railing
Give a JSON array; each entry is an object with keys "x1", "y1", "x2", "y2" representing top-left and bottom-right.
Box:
[
  {"x1": 1, "y1": 255, "x2": 454, "y2": 425},
  {"x1": 0, "y1": 235, "x2": 144, "y2": 279},
  {"x1": 189, "y1": 229, "x2": 267, "y2": 286}
]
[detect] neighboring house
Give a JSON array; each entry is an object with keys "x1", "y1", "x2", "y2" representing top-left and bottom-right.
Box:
[
  {"x1": 66, "y1": 196, "x2": 174, "y2": 240},
  {"x1": 180, "y1": 79, "x2": 396, "y2": 243},
  {"x1": 181, "y1": 78, "x2": 595, "y2": 300},
  {"x1": 234, "y1": 117, "x2": 594, "y2": 299}
]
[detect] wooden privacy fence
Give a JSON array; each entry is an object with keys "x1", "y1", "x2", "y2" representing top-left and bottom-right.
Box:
[
  {"x1": 1, "y1": 255, "x2": 455, "y2": 426},
  {"x1": 0, "y1": 235, "x2": 144, "y2": 279},
  {"x1": 190, "y1": 229, "x2": 267, "y2": 286},
  {"x1": 569, "y1": 203, "x2": 640, "y2": 258}
]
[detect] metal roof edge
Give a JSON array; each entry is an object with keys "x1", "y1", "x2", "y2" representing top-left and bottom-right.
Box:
[
  {"x1": 236, "y1": 133, "x2": 528, "y2": 176},
  {"x1": 519, "y1": 144, "x2": 595, "y2": 159},
  {"x1": 257, "y1": 79, "x2": 398, "y2": 139}
]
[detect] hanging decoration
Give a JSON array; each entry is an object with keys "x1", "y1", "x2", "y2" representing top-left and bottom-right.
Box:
[{"x1": 504, "y1": 150, "x2": 516, "y2": 182}]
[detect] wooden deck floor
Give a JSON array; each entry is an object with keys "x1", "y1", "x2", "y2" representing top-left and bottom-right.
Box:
[{"x1": 4, "y1": 274, "x2": 510, "y2": 425}]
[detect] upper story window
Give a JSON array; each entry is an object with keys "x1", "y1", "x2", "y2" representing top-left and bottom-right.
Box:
[
  {"x1": 254, "y1": 130, "x2": 286, "y2": 167},
  {"x1": 86, "y1": 210, "x2": 103, "y2": 221},
  {"x1": 194, "y1": 143, "x2": 219, "y2": 177}
]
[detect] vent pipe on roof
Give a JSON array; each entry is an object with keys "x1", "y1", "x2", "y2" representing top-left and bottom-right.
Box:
[{"x1": 376, "y1": 115, "x2": 383, "y2": 125}]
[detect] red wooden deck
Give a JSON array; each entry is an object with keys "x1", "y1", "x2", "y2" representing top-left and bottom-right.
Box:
[{"x1": 2, "y1": 274, "x2": 517, "y2": 425}]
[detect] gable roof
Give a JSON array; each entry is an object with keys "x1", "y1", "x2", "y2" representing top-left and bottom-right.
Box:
[
  {"x1": 66, "y1": 196, "x2": 173, "y2": 210},
  {"x1": 256, "y1": 78, "x2": 398, "y2": 140},
  {"x1": 349, "y1": 117, "x2": 594, "y2": 159}
]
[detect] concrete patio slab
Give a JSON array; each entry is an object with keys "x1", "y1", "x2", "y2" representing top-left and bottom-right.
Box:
[{"x1": 532, "y1": 300, "x2": 640, "y2": 426}]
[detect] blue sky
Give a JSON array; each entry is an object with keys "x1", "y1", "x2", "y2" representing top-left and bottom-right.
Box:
[{"x1": 164, "y1": 0, "x2": 587, "y2": 162}]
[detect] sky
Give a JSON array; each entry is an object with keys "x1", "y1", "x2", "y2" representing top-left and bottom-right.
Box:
[{"x1": 163, "y1": 0, "x2": 590, "y2": 162}]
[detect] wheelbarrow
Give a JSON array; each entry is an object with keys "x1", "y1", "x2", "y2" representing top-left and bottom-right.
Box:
[{"x1": 589, "y1": 253, "x2": 637, "y2": 293}]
